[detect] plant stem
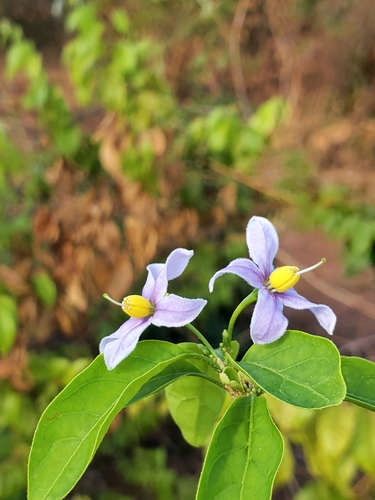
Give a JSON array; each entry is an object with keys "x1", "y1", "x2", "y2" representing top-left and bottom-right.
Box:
[
  {"x1": 185, "y1": 323, "x2": 218, "y2": 359},
  {"x1": 227, "y1": 289, "x2": 258, "y2": 342},
  {"x1": 224, "y1": 351, "x2": 257, "y2": 387}
]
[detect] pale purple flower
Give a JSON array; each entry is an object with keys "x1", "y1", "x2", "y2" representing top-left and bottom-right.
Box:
[
  {"x1": 209, "y1": 216, "x2": 336, "y2": 344},
  {"x1": 100, "y1": 248, "x2": 207, "y2": 369}
]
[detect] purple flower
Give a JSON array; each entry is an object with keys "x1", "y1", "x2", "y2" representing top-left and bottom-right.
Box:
[
  {"x1": 100, "y1": 248, "x2": 207, "y2": 369},
  {"x1": 209, "y1": 216, "x2": 336, "y2": 344}
]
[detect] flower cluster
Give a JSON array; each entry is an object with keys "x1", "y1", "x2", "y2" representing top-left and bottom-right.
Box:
[{"x1": 100, "y1": 216, "x2": 336, "y2": 370}]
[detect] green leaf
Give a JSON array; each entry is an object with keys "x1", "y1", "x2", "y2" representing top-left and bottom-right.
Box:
[
  {"x1": 0, "y1": 294, "x2": 18, "y2": 355},
  {"x1": 32, "y1": 272, "x2": 57, "y2": 308},
  {"x1": 196, "y1": 395, "x2": 283, "y2": 500},
  {"x1": 294, "y1": 481, "x2": 349, "y2": 500},
  {"x1": 342, "y1": 356, "x2": 375, "y2": 411},
  {"x1": 6, "y1": 40, "x2": 36, "y2": 78},
  {"x1": 28, "y1": 341, "x2": 208, "y2": 500},
  {"x1": 248, "y1": 96, "x2": 287, "y2": 137},
  {"x1": 165, "y1": 364, "x2": 226, "y2": 447},
  {"x1": 240, "y1": 330, "x2": 346, "y2": 409},
  {"x1": 110, "y1": 9, "x2": 130, "y2": 34},
  {"x1": 54, "y1": 126, "x2": 82, "y2": 158},
  {"x1": 128, "y1": 358, "x2": 214, "y2": 405},
  {"x1": 65, "y1": 3, "x2": 97, "y2": 34}
]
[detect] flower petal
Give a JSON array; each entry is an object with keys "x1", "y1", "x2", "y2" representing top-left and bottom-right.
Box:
[
  {"x1": 209, "y1": 258, "x2": 264, "y2": 292},
  {"x1": 146, "y1": 263, "x2": 164, "y2": 282},
  {"x1": 142, "y1": 268, "x2": 156, "y2": 300},
  {"x1": 149, "y1": 248, "x2": 194, "y2": 303},
  {"x1": 99, "y1": 317, "x2": 152, "y2": 370},
  {"x1": 150, "y1": 265, "x2": 169, "y2": 302},
  {"x1": 280, "y1": 288, "x2": 336, "y2": 335},
  {"x1": 165, "y1": 248, "x2": 194, "y2": 280},
  {"x1": 147, "y1": 248, "x2": 193, "y2": 282},
  {"x1": 152, "y1": 294, "x2": 207, "y2": 327},
  {"x1": 246, "y1": 216, "x2": 279, "y2": 277},
  {"x1": 250, "y1": 288, "x2": 288, "y2": 343}
]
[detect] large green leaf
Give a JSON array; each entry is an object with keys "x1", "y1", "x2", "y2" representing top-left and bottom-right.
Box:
[
  {"x1": 165, "y1": 364, "x2": 227, "y2": 447},
  {"x1": 240, "y1": 330, "x2": 346, "y2": 409},
  {"x1": 342, "y1": 356, "x2": 375, "y2": 411},
  {"x1": 196, "y1": 395, "x2": 283, "y2": 500},
  {"x1": 28, "y1": 341, "x2": 207, "y2": 500},
  {"x1": 128, "y1": 358, "x2": 220, "y2": 405}
]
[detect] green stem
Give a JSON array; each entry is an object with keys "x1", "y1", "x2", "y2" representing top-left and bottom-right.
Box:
[
  {"x1": 185, "y1": 323, "x2": 218, "y2": 359},
  {"x1": 224, "y1": 351, "x2": 255, "y2": 383},
  {"x1": 227, "y1": 289, "x2": 258, "y2": 343},
  {"x1": 224, "y1": 352, "x2": 262, "y2": 396}
]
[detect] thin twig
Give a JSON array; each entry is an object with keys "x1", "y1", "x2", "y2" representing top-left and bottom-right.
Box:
[
  {"x1": 229, "y1": 0, "x2": 253, "y2": 120},
  {"x1": 210, "y1": 161, "x2": 294, "y2": 204}
]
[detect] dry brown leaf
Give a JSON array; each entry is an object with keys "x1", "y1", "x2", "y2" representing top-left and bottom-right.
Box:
[
  {"x1": 34, "y1": 250, "x2": 57, "y2": 271},
  {"x1": 54, "y1": 195, "x2": 87, "y2": 234},
  {"x1": 210, "y1": 205, "x2": 227, "y2": 227},
  {"x1": 0, "y1": 336, "x2": 33, "y2": 391},
  {"x1": 19, "y1": 296, "x2": 38, "y2": 325},
  {"x1": 33, "y1": 206, "x2": 60, "y2": 243},
  {"x1": 45, "y1": 157, "x2": 63, "y2": 185},
  {"x1": 14, "y1": 258, "x2": 32, "y2": 281},
  {"x1": 92, "y1": 111, "x2": 118, "y2": 142},
  {"x1": 65, "y1": 275, "x2": 88, "y2": 312},
  {"x1": 105, "y1": 252, "x2": 134, "y2": 299},
  {"x1": 140, "y1": 128, "x2": 167, "y2": 156},
  {"x1": 124, "y1": 216, "x2": 158, "y2": 269},
  {"x1": 159, "y1": 209, "x2": 199, "y2": 246},
  {"x1": 55, "y1": 299, "x2": 80, "y2": 336},
  {"x1": 91, "y1": 257, "x2": 115, "y2": 293},
  {"x1": 99, "y1": 137, "x2": 123, "y2": 179},
  {"x1": 95, "y1": 221, "x2": 121, "y2": 257},
  {"x1": 126, "y1": 190, "x2": 158, "y2": 221},
  {"x1": 96, "y1": 186, "x2": 114, "y2": 219},
  {"x1": 73, "y1": 246, "x2": 95, "y2": 274},
  {"x1": 307, "y1": 119, "x2": 353, "y2": 153},
  {"x1": 159, "y1": 161, "x2": 185, "y2": 197},
  {"x1": 0, "y1": 265, "x2": 29, "y2": 294},
  {"x1": 54, "y1": 242, "x2": 75, "y2": 282},
  {"x1": 55, "y1": 307, "x2": 74, "y2": 335},
  {"x1": 93, "y1": 113, "x2": 131, "y2": 183},
  {"x1": 218, "y1": 183, "x2": 237, "y2": 214},
  {"x1": 31, "y1": 309, "x2": 54, "y2": 342}
]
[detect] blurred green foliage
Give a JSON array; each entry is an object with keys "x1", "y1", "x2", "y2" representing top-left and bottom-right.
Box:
[
  {"x1": 0, "y1": 0, "x2": 375, "y2": 498},
  {"x1": 268, "y1": 396, "x2": 375, "y2": 499},
  {"x1": 0, "y1": 295, "x2": 18, "y2": 355}
]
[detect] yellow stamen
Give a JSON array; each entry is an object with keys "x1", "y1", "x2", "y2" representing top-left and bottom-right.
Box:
[
  {"x1": 266, "y1": 258, "x2": 326, "y2": 293},
  {"x1": 103, "y1": 293, "x2": 155, "y2": 318}
]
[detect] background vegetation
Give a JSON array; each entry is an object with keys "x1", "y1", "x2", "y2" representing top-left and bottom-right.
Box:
[{"x1": 1, "y1": 0, "x2": 375, "y2": 498}]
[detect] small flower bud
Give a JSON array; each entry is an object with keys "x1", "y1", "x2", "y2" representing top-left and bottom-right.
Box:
[
  {"x1": 197, "y1": 344, "x2": 211, "y2": 356},
  {"x1": 121, "y1": 295, "x2": 155, "y2": 318}
]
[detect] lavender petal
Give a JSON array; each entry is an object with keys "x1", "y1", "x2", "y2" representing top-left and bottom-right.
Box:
[
  {"x1": 250, "y1": 288, "x2": 288, "y2": 343},
  {"x1": 99, "y1": 317, "x2": 152, "y2": 370},
  {"x1": 142, "y1": 268, "x2": 157, "y2": 300},
  {"x1": 281, "y1": 288, "x2": 336, "y2": 335},
  {"x1": 209, "y1": 258, "x2": 264, "y2": 292},
  {"x1": 246, "y1": 216, "x2": 279, "y2": 277},
  {"x1": 152, "y1": 294, "x2": 207, "y2": 327},
  {"x1": 164, "y1": 248, "x2": 194, "y2": 280}
]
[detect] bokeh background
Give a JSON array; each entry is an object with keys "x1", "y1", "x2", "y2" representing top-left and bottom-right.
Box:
[{"x1": 1, "y1": 0, "x2": 375, "y2": 498}]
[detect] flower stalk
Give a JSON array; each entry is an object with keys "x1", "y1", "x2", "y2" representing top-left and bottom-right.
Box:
[{"x1": 227, "y1": 289, "x2": 258, "y2": 343}]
